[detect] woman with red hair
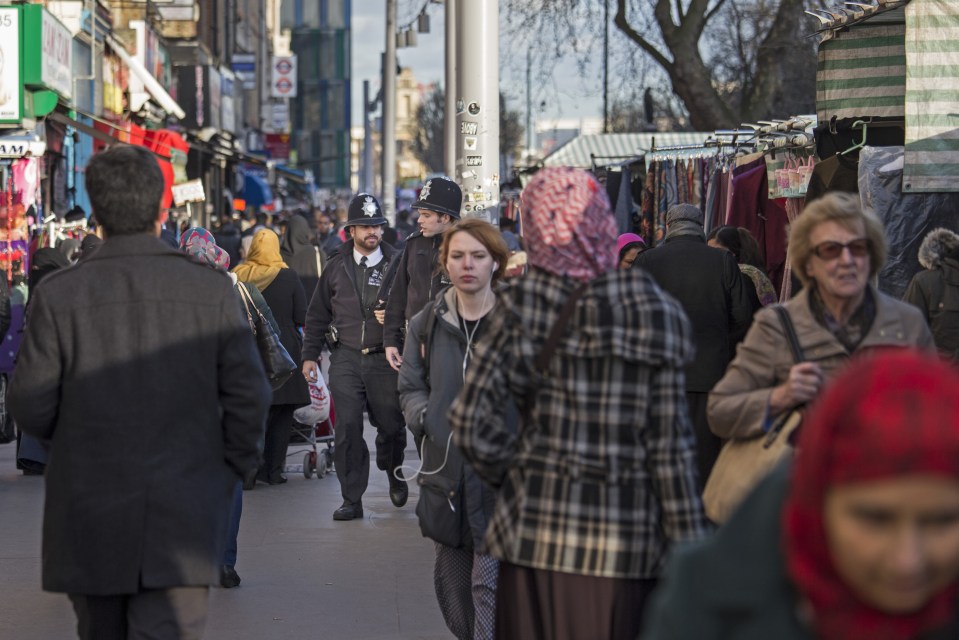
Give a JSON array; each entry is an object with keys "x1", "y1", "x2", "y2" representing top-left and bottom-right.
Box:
[{"x1": 644, "y1": 349, "x2": 959, "y2": 640}]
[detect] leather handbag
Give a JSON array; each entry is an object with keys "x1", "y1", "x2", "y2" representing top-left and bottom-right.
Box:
[
  {"x1": 237, "y1": 282, "x2": 297, "y2": 391},
  {"x1": 702, "y1": 305, "x2": 805, "y2": 524}
]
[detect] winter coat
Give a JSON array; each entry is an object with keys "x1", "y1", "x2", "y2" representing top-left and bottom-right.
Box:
[
  {"x1": 904, "y1": 228, "x2": 959, "y2": 362},
  {"x1": 448, "y1": 267, "x2": 710, "y2": 579},
  {"x1": 384, "y1": 231, "x2": 450, "y2": 350},
  {"x1": 397, "y1": 287, "x2": 500, "y2": 550},
  {"x1": 709, "y1": 286, "x2": 934, "y2": 440},
  {"x1": 302, "y1": 241, "x2": 400, "y2": 358},
  {"x1": 260, "y1": 268, "x2": 310, "y2": 406},
  {"x1": 634, "y1": 235, "x2": 754, "y2": 391},
  {"x1": 7, "y1": 233, "x2": 271, "y2": 595}
]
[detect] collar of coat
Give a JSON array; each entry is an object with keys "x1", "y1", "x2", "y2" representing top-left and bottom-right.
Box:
[{"x1": 84, "y1": 233, "x2": 184, "y2": 262}]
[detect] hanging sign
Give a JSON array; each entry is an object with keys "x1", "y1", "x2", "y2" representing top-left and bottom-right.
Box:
[
  {"x1": 271, "y1": 55, "x2": 297, "y2": 98},
  {"x1": 171, "y1": 179, "x2": 206, "y2": 206}
]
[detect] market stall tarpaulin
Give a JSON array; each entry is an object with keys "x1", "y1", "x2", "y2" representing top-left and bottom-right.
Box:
[{"x1": 903, "y1": 0, "x2": 959, "y2": 192}]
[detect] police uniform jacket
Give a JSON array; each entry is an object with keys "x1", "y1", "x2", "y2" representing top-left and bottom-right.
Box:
[
  {"x1": 384, "y1": 230, "x2": 449, "y2": 350},
  {"x1": 302, "y1": 240, "x2": 398, "y2": 359}
]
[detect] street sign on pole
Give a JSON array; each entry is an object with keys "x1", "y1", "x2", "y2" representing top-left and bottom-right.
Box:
[{"x1": 271, "y1": 55, "x2": 297, "y2": 98}]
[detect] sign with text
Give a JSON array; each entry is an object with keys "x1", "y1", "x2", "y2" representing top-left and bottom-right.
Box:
[
  {"x1": 171, "y1": 179, "x2": 206, "y2": 206},
  {"x1": 0, "y1": 7, "x2": 21, "y2": 123},
  {"x1": 22, "y1": 5, "x2": 73, "y2": 100},
  {"x1": 271, "y1": 55, "x2": 297, "y2": 98}
]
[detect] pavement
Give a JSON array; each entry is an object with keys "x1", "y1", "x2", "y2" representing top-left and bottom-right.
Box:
[{"x1": 0, "y1": 427, "x2": 453, "y2": 640}]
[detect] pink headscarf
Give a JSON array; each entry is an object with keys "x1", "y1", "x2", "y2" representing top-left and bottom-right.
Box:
[{"x1": 521, "y1": 167, "x2": 618, "y2": 281}]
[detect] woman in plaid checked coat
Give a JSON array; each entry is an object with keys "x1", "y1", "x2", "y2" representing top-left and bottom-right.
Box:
[{"x1": 448, "y1": 168, "x2": 710, "y2": 639}]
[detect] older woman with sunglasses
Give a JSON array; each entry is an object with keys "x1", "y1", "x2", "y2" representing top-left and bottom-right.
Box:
[{"x1": 708, "y1": 192, "x2": 933, "y2": 449}]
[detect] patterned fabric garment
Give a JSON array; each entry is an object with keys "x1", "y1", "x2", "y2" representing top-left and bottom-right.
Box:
[
  {"x1": 179, "y1": 227, "x2": 230, "y2": 271},
  {"x1": 449, "y1": 267, "x2": 710, "y2": 580},
  {"x1": 520, "y1": 168, "x2": 618, "y2": 282},
  {"x1": 740, "y1": 264, "x2": 777, "y2": 307},
  {"x1": 432, "y1": 545, "x2": 499, "y2": 640}
]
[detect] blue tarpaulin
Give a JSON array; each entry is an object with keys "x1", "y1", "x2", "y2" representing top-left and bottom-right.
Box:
[{"x1": 241, "y1": 173, "x2": 273, "y2": 208}]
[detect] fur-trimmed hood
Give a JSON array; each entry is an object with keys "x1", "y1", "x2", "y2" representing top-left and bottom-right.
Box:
[{"x1": 918, "y1": 228, "x2": 959, "y2": 270}]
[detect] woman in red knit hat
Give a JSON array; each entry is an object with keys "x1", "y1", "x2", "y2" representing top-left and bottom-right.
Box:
[{"x1": 644, "y1": 349, "x2": 959, "y2": 640}]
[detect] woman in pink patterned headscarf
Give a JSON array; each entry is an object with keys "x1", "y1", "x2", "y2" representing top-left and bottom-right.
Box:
[{"x1": 520, "y1": 167, "x2": 619, "y2": 281}]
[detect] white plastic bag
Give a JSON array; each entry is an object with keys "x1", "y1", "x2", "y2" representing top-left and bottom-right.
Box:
[{"x1": 293, "y1": 374, "x2": 331, "y2": 424}]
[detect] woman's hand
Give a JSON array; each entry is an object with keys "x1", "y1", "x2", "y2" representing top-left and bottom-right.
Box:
[{"x1": 769, "y1": 362, "x2": 824, "y2": 414}]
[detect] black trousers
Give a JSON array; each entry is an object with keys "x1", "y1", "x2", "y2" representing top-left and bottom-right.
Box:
[
  {"x1": 328, "y1": 346, "x2": 406, "y2": 504},
  {"x1": 687, "y1": 391, "x2": 722, "y2": 490},
  {"x1": 69, "y1": 587, "x2": 209, "y2": 640},
  {"x1": 259, "y1": 404, "x2": 295, "y2": 482}
]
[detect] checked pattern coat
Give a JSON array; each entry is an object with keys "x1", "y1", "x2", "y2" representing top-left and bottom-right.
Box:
[{"x1": 449, "y1": 267, "x2": 710, "y2": 580}]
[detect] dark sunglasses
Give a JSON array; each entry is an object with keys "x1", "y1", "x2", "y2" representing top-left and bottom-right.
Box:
[{"x1": 812, "y1": 238, "x2": 870, "y2": 261}]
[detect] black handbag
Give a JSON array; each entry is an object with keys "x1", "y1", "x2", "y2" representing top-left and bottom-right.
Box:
[{"x1": 237, "y1": 282, "x2": 297, "y2": 391}]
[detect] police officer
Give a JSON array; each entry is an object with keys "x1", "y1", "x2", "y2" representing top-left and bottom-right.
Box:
[
  {"x1": 384, "y1": 177, "x2": 462, "y2": 371},
  {"x1": 301, "y1": 194, "x2": 408, "y2": 520}
]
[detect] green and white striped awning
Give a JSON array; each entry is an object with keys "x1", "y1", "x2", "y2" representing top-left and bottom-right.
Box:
[
  {"x1": 817, "y1": 23, "x2": 907, "y2": 122},
  {"x1": 903, "y1": 0, "x2": 959, "y2": 193},
  {"x1": 542, "y1": 132, "x2": 712, "y2": 168}
]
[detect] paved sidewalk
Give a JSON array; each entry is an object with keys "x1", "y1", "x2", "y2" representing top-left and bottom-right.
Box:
[{"x1": 0, "y1": 430, "x2": 452, "y2": 639}]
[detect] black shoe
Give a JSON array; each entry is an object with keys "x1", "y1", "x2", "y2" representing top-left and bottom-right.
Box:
[
  {"x1": 242, "y1": 470, "x2": 257, "y2": 491},
  {"x1": 269, "y1": 475, "x2": 288, "y2": 485},
  {"x1": 388, "y1": 472, "x2": 409, "y2": 508},
  {"x1": 219, "y1": 566, "x2": 241, "y2": 588},
  {"x1": 333, "y1": 501, "x2": 363, "y2": 521}
]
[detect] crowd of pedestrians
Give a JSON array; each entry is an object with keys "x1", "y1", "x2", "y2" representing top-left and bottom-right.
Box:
[{"x1": 5, "y1": 143, "x2": 959, "y2": 640}]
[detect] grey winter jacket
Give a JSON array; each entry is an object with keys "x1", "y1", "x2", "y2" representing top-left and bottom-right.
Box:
[
  {"x1": 904, "y1": 227, "x2": 959, "y2": 362},
  {"x1": 398, "y1": 286, "x2": 498, "y2": 550}
]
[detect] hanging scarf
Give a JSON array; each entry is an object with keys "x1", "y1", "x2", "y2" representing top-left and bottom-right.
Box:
[
  {"x1": 783, "y1": 349, "x2": 959, "y2": 640},
  {"x1": 520, "y1": 167, "x2": 617, "y2": 281},
  {"x1": 232, "y1": 228, "x2": 288, "y2": 291},
  {"x1": 179, "y1": 227, "x2": 229, "y2": 271}
]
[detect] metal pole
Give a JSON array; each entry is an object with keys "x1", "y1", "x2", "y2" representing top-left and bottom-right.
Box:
[
  {"x1": 363, "y1": 80, "x2": 374, "y2": 193},
  {"x1": 382, "y1": 0, "x2": 398, "y2": 225},
  {"x1": 603, "y1": 0, "x2": 609, "y2": 133},
  {"x1": 526, "y1": 47, "x2": 532, "y2": 161},
  {"x1": 455, "y1": 0, "x2": 499, "y2": 223},
  {"x1": 443, "y1": 0, "x2": 456, "y2": 178}
]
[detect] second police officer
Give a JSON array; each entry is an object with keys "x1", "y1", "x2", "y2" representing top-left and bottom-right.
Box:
[{"x1": 384, "y1": 177, "x2": 463, "y2": 371}]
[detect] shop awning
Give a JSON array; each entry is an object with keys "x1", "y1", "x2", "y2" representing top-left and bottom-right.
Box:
[
  {"x1": 106, "y1": 34, "x2": 186, "y2": 121},
  {"x1": 241, "y1": 173, "x2": 273, "y2": 208}
]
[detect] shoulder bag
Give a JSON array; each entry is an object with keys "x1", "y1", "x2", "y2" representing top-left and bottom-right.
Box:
[
  {"x1": 702, "y1": 305, "x2": 805, "y2": 524},
  {"x1": 237, "y1": 282, "x2": 297, "y2": 391}
]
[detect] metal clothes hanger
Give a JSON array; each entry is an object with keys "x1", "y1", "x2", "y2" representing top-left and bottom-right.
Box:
[{"x1": 839, "y1": 120, "x2": 868, "y2": 156}]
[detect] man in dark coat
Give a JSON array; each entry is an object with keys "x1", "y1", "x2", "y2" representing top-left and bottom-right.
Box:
[
  {"x1": 903, "y1": 227, "x2": 959, "y2": 362},
  {"x1": 634, "y1": 203, "x2": 753, "y2": 486},
  {"x1": 301, "y1": 193, "x2": 409, "y2": 520},
  {"x1": 384, "y1": 177, "x2": 461, "y2": 370},
  {"x1": 8, "y1": 145, "x2": 271, "y2": 640}
]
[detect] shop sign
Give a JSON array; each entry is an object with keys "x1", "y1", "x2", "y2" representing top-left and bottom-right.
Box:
[
  {"x1": 207, "y1": 66, "x2": 221, "y2": 130},
  {"x1": 220, "y1": 68, "x2": 235, "y2": 135},
  {"x1": 22, "y1": 5, "x2": 73, "y2": 100},
  {"x1": 269, "y1": 101, "x2": 289, "y2": 132},
  {"x1": 172, "y1": 179, "x2": 205, "y2": 206},
  {"x1": 264, "y1": 134, "x2": 290, "y2": 162},
  {"x1": 0, "y1": 7, "x2": 22, "y2": 124},
  {"x1": 271, "y1": 55, "x2": 297, "y2": 98},
  {"x1": 0, "y1": 138, "x2": 46, "y2": 158},
  {"x1": 232, "y1": 53, "x2": 255, "y2": 90}
]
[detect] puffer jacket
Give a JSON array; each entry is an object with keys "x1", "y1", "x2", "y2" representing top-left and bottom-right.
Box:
[
  {"x1": 397, "y1": 286, "x2": 501, "y2": 550},
  {"x1": 904, "y1": 228, "x2": 959, "y2": 362}
]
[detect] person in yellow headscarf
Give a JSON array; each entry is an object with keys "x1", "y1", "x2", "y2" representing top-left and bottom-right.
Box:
[{"x1": 233, "y1": 229, "x2": 310, "y2": 485}]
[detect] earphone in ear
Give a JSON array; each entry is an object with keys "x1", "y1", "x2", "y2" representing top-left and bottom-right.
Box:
[{"x1": 492, "y1": 262, "x2": 499, "y2": 272}]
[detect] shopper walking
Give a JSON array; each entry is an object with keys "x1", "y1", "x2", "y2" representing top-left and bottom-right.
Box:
[
  {"x1": 398, "y1": 219, "x2": 511, "y2": 640},
  {"x1": 449, "y1": 167, "x2": 709, "y2": 639},
  {"x1": 8, "y1": 145, "x2": 270, "y2": 640}
]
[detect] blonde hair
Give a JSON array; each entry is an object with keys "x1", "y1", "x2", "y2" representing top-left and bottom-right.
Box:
[{"x1": 789, "y1": 192, "x2": 887, "y2": 286}]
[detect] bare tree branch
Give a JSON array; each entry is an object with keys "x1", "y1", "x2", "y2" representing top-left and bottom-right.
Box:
[{"x1": 616, "y1": 0, "x2": 674, "y2": 70}]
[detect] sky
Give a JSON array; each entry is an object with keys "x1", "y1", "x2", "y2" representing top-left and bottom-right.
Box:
[{"x1": 350, "y1": 1, "x2": 606, "y2": 131}]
